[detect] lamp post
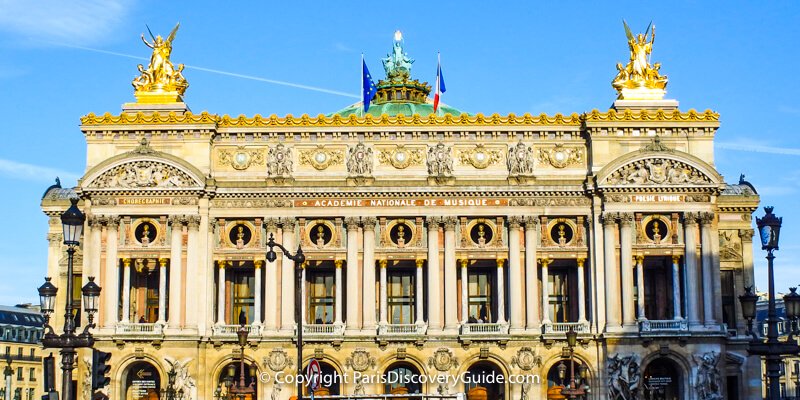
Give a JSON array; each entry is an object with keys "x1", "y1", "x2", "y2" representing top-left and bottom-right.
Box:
[
  {"x1": 37, "y1": 198, "x2": 102, "y2": 400},
  {"x1": 213, "y1": 312, "x2": 257, "y2": 400},
  {"x1": 738, "y1": 206, "x2": 800, "y2": 400},
  {"x1": 265, "y1": 233, "x2": 305, "y2": 400},
  {"x1": 160, "y1": 367, "x2": 185, "y2": 400},
  {"x1": 559, "y1": 328, "x2": 590, "y2": 399},
  {"x1": 3, "y1": 355, "x2": 11, "y2": 400}
]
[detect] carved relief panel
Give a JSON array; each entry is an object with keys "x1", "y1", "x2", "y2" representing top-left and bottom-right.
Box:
[
  {"x1": 378, "y1": 217, "x2": 424, "y2": 249},
  {"x1": 216, "y1": 218, "x2": 263, "y2": 250},
  {"x1": 541, "y1": 216, "x2": 585, "y2": 248},
  {"x1": 299, "y1": 218, "x2": 343, "y2": 250},
  {"x1": 121, "y1": 216, "x2": 168, "y2": 248},
  {"x1": 459, "y1": 217, "x2": 504, "y2": 248}
]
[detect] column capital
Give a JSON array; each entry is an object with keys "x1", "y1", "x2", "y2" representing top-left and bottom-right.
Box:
[
  {"x1": 334, "y1": 259, "x2": 344, "y2": 269},
  {"x1": 619, "y1": 212, "x2": 635, "y2": 226},
  {"x1": 47, "y1": 232, "x2": 63, "y2": 243},
  {"x1": 425, "y1": 216, "x2": 441, "y2": 228},
  {"x1": 279, "y1": 217, "x2": 296, "y2": 232},
  {"x1": 576, "y1": 257, "x2": 586, "y2": 267},
  {"x1": 415, "y1": 259, "x2": 424, "y2": 269},
  {"x1": 672, "y1": 255, "x2": 681, "y2": 264},
  {"x1": 254, "y1": 260, "x2": 263, "y2": 269},
  {"x1": 458, "y1": 258, "x2": 469, "y2": 268},
  {"x1": 683, "y1": 212, "x2": 699, "y2": 226},
  {"x1": 507, "y1": 216, "x2": 523, "y2": 229},
  {"x1": 538, "y1": 258, "x2": 551, "y2": 267},
  {"x1": 634, "y1": 255, "x2": 644, "y2": 264},
  {"x1": 523, "y1": 215, "x2": 540, "y2": 229},
  {"x1": 122, "y1": 258, "x2": 132, "y2": 267},
  {"x1": 362, "y1": 217, "x2": 377, "y2": 230},
  {"x1": 264, "y1": 217, "x2": 280, "y2": 233},
  {"x1": 738, "y1": 228, "x2": 755, "y2": 241},
  {"x1": 107, "y1": 215, "x2": 122, "y2": 227},
  {"x1": 601, "y1": 212, "x2": 618, "y2": 226},
  {"x1": 698, "y1": 212, "x2": 715, "y2": 226},
  {"x1": 496, "y1": 258, "x2": 506, "y2": 268},
  {"x1": 168, "y1": 215, "x2": 185, "y2": 227},
  {"x1": 217, "y1": 260, "x2": 228, "y2": 269},
  {"x1": 379, "y1": 259, "x2": 388, "y2": 269},
  {"x1": 186, "y1": 215, "x2": 201, "y2": 229},
  {"x1": 158, "y1": 258, "x2": 168, "y2": 267},
  {"x1": 88, "y1": 215, "x2": 105, "y2": 228},
  {"x1": 344, "y1": 217, "x2": 360, "y2": 231},
  {"x1": 442, "y1": 216, "x2": 458, "y2": 230}
]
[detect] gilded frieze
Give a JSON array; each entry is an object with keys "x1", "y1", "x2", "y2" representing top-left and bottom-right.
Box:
[
  {"x1": 217, "y1": 146, "x2": 265, "y2": 170},
  {"x1": 605, "y1": 158, "x2": 712, "y2": 186},
  {"x1": 377, "y1": 145, "x2": 423, "y2": 169},
  {"x1": 299, "y1": 146, "x2": 344, "y2": 171},
  {"x1": 457, "y1": 144, "x2": 503, "y2": 169},
  {"x1": 537, "y1": 144, "x2": 583, "y2": 168},
  {"x1": 88, "y1": 160, "x2": 198, "y2": 188}
]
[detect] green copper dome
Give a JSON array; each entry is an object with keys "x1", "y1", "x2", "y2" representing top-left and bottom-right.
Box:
[{"x1": 330, "y1": 31, "x2": 467, "y2": 117}]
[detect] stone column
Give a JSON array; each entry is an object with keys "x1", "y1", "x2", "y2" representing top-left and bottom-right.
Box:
[
  {"x1": 254, "y1": 260, "x2": 262, "y2": 326},
  {"x1": 345, "y1": 217, "x2": 360, "y2": 331},
  {"x1": 415, "y1": 259, "x2": 424, "y2": 324},
  {"x1": 507, "y1": 216, "x2": 523, "y2": 331},
  {"x1": 88, "y1": 216, "x2": 103, "y2": 282},
  {"x1": 524, "y1": 216, "x2": 540, "y2": 329},
  {"x1": 460, "y1": 259, "x2": 469, "y2": 323},
  {"x1": 672, "y1": 256, "x2": 682, "y2": 319},
  {"x1": 700, "y1": 212, "x2": 716, "y2": 325},
  {"x1": 280, "y1": 217, "x2": 296, "y2": 331},
  {"x1": 184, "y1": 217, "x2": 201, "y2": 329},
  {"x1": 496, "y1": 258, "x2": 506, "y2": 323},
  {"x1": 157, "y1": 258, "x2": 168, "y2": 324},
  {"x1": 334, "y1": 260, "x2": 344, "y2": 325},
  {"x1": 602, "y1": 213, "x2": 621, "y2": 329},
  {"x1": 443, "y1": 217, "x2": 458, "y2": 330},
  {"x1": 217, "y1": 260, "x2": 227, "y2": 325},
  {"x1": 121, "y1": 258, "x2": 132, "y2": 323},
  {"x1": 577, "y1": 258, "x2": 587, "y2": 323},
  {"x1": 540, "y1": 258, "x2": 551, "y2": 324},
  {"x1": 362, "y1": 217, "x2": 377, "y2": 330},
  {"x1": 739, "y1": 229, "x2": 756, "y2": 288},
  {"x1": 426, "y1": 217, "x2": 442, "y2": 330},
  {"x1": 635, "y1": 255, "x2": 645, "y2": 320},
  {"x1": 168, "y1": 217, "x2": 183, "y2": 327},
  {"x1": 379, "y1": 259, "x2": 388, "y2": 324},
  {"x1": 710, "y1": 216, "x2": 723, "y2": 324},
  {"x1": 684, "y1": 213, "x2": 701, "y2": 327},
  {"x1": 104, "y1": 217, "x2": 119, "y2": 327},
  {"x1": 619, "y1": 213, "x2": 636, "y2": 327},
  {"x1": 264, "y1": 219, "x2": 279, "y2": 329}
]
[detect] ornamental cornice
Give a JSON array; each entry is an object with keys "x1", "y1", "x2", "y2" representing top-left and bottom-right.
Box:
[
  {"x1": 80, "y1": 111, "x2": 217, "y2": 126},
  {"x1": 584, "y1": 108, "x2": 719, "y2": 123}
]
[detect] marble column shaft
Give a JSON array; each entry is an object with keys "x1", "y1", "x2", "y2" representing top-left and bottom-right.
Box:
[
  {"x1": 426, "y1": 217, "x2": 442, "y2": 330},
  {"x1": 672, "y1": 256, "x2": 682, "y2": 319},
  {"x1": 415, "y1": 259, "x2": 424, "y2": 324},
  {"x1": 684, "y1": 213, "x2": 701, "y2": 326},
  {"x1": 577, "y1": 258, "x2": 587, "y2": 323},
  {"x1": 104, "y1": 219, "x2": 119, "y2": 327},
  {"x1": 121, "y1": 258, "x2": 132, "y2": 323},
  {"x1": 635, "y1": 256, "x2": 645, "y2": 320},
  {"x1": 602, "y1": 213, "x2": 621, "y2": 329},
  {"x1": 345, "y1": 218, "x2": 360, "y2": 330},
  {"x1": 524, "y1": 217, "x2": 540, "y2": 329},
  {"x1": 280, "y1": 218, "x2": 296, "y2": 330},
  {"x1": 620, "y1": 213, "x2": 636, "y2": 327},
  {"x1": 443, "y1": 217, "x2": 458, "y2": 330},
  {"x1": 168, "y1": 217, "x2": 183, "y2": 327},
  {"x1": 507, "y1": 217, "x2": 523, "y2": 330},
  {"x1": 362, "y1": 219, "x2": 377, "y2": 330}
]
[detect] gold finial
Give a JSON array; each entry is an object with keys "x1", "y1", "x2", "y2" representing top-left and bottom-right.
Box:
[
  {"x1": 612, "y1": 21, "x2": 668, "y2": 100},
  {"x1": 132, "y1": 23, "x2": 189, "y2": 103}
]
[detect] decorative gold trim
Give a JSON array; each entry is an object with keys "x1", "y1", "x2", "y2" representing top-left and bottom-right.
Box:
[
  {"x1": 537, "y1": 144, "x2": 583, "y2": 168},
  {"x1": 458, "y1": 144, "x2": 503, "y2": 169},
  {"x1": 298, "y1": 146, "x2": 344, "y2": 171},
  {"x1": 377, "y1": 145, "x2": 423, "y2": 169},
  {"x1": 584, "y1": 108, "x2": 718, "y2": 122},
  {"x1": 217, "y1": 146, "x2": 265, "y2": 170}
]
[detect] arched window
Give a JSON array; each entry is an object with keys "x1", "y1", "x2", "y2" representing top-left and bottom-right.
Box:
[
  {"x1": 643, "y1": 357, "x2": 682, "y2": 400},
  {"x1": 545, "y1": 360, "x2": 581, "y2": 400},
  {"x1": 465, "y1": 362, "x2": 505, "y2": 400},
  {"x1": 216, "y1": 362, "x2": 258, "y2": 400},
  {"x1": 302, "y1": 361, "x2": 341, "y2": 395},
  {"x1": 122, "y1": 361, "x2": 161, "y2": 400},
  {"x1": 384, "y1": 363, "x2": 421, "y2": 394}
]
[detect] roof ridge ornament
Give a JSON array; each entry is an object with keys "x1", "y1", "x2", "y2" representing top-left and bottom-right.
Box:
[
  {"x1": 612, "y1": 20, "x2": 668, "y2": 100},
  {"x1": 132, "y1": 23, "x2": 189, "y2": 104},
  {"x1": 641, "y1": 135, "x2": 673, "y2": 153}
]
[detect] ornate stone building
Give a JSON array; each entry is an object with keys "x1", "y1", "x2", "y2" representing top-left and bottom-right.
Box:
[
  {"x1": 0, "y1": 305, "x2": 45, "y2": 400},
  {"x1": 40, "y1": 27, "x2": 762, "y2": 400}
]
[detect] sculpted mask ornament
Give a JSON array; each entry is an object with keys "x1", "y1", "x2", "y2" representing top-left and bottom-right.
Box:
[
  {"x1": 264, "y1": 348, "x2": 294, "y2": 372},
  {"x1": 458, "y1": 144, "x2": 503, "y2": 169},
  {"x1": 426, "y1": 142, "x2": 454, "y2": 177},
  {"x1": 267, "y1": 143, "x2": 294, "y2": 177},
  {"x1": 428, "y1": 348, "x2": 459, "y2": 372},
  {"x1": 218, "y1": 147, "x2": 264, "y2": 171},
  {"x1": 347, "y1": 142, "x2": 374, "y2": 176},
  {"x1": 607, "y1": 354, "x2": 641, "y2": 400},
  {"x1": 612, "y1": 21, "x2": 668, "y2": 100},
  {"x1": 378, "y1": 145, "x2": 423, "y2": 169},
  {"x1": 511, "y1": 347, "x2": 542, "y2": 371},
  {"x1": 300, "y1": 146, "x2": 344, "y2": 171},
  {"x1": 507, "y1": 141, "x2": 535, "y2": 176},
  {"x1": 694, "y1": 351, "x2": 722, "y2": 400},
  {"x1": 537, "y1": 144, "x2": 583, "y2": 168},
  {"x1": 132, "y1": 23, "x2": 189, "y2": 102},
  {"x1": 345, "y1": 348, "x2": 376, "y2": 372}
]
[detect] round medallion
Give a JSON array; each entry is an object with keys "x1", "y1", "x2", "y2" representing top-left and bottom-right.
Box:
[
  {"x1": 554, "y1": 151, "x2": 566, "y2": 162},
  {"x1": 395, "y1": 151, "x2": 406, "y2": 162},
  {"x1": 315, "y1": 152, "x2": 328, "y2": 163},
  {"x1": 475, "y1": 152, "x2": 486, "y2": 162}
]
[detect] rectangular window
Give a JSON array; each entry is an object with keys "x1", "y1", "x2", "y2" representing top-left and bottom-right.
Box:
[
  {"x1": 16, "y1": 367, "x2": 22, "y2": 381},
  {"x1": 28, "y1": 368, "x2": 35, "y2": 381},
  {"x1": 230, "y1": 269, "x2": 255, "y2": 324},
  {"x1": 721, "y1": 270, "x2": 737, "y2": 331},
  {"x1": 72, "y1": 274, "x2": 82, "y2": 328},
  {"x1": 29, "y1": 349, "x2": 34, "y2": 358},
  {"x1": 17, "y1": 347, "x2": 21, "y2": 357},
  {"x1": 548, "y1": 269, "x2": 571, "y2": 322},
  {"x1": 387, "y1": 269, "x2": 415, "y2": 324},
  {"x1": 467, "y1": 269, "x2": 494, "y2": 323},
  {"x1": 308, "y1": 270, "x2": 335, "y2": 324}
]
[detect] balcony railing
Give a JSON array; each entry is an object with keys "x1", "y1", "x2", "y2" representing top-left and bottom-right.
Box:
[
  {"x1": 115, "y1": 322, "x2": 164, "y2": 336},
  {"x1": 639, "y1": 319, "x2": 689, "y2": 333},
  {"x1": 543, "y1": 321, "x2": 590, "y2": 334},
  {"x1": 378, "y1": 323, "x2": 427, "y2": 336},
  {"x1": 460, "y1": 322, "x2": 509, "y2": 335},
  {"x1": 303, "y1": 323, "x2": 345, "y2": 336},
  {"x1": 211, "y1": 324, "x2": 262, "y2": 337}
]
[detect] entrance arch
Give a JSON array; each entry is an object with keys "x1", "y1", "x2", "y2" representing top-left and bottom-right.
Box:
[
  {"x1": 384, "y1": 362, "x2": 422, "y2": 394},
  {"x1": 122, "y1": 361, "x2": 161, "y2": 400},
  {"x1": 302, "y1": 361, "x2": 341, "y2": 396},
  {"x1": 465, "y1": 362, "x2": 505, "y2": 400},
  {"x1": 643, "y1": 357, "x2": 682, "y2": 400},
  {"x1": 545, "y1": 360, "x2": 582, "y2": 400},
  {"x1": 216, "y1": 362, "x2": 258, "y2": 400}
]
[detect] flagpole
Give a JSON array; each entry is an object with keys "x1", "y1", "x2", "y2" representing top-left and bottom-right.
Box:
[
  {"x1": 360, "y1": 53, "x2": 364, "y2": 118},
  {"x1": 436, "y1": 52, "x2": 441, "y2": 117}
]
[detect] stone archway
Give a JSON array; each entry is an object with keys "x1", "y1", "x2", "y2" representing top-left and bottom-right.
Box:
[
  {"x1": 216, "y1": 362, "x2": 258, "y2": 400},
  {"x1": 465, "y1": 361, "x2": 505, "y2": 400},
  {"x1": 301, "y1": 361, "x2": 341, "y2": 396},
  {"x1": 121, "y1": 361, "x2": 161, "y2": 400},
  {"x1": 643, "y1": 357, "x2": 683, "y2": 400},
  {"x1": 384, "y1": 362, "x2": 422, "y2": 395},
  {"x1": 545, "y1": 360, "x2": 584, "y2": 400}
]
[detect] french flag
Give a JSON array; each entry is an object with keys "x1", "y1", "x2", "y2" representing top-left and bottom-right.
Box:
[{"x1": 433, "y1": 53, "x2": 446, "y2": 113}]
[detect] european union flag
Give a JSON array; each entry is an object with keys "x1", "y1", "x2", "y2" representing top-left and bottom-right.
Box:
[{"x1": 362, "y1": 59, "x2": 378, "y2": 113}]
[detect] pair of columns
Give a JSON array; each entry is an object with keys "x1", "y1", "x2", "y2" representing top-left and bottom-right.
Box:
[
  {"x1": 120, "y1": 258, "x2": 168, "y2": 324},
  {"x1": 538, "y1": 258, "x2": 587, "y2": 324},
  {"x1": 377, "y1": 259, "x2": 425, "y2": 325},
  {"x1": 632, "y1": 255, "x2": 683, "y2": 321}
]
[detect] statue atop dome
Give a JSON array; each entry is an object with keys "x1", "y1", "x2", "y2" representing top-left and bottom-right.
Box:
[
  {"x1": 382, "y1": 31, "x2": 415, "y2": 82},
  {"x1": 612, "y1": 21, "x2": 668, "y2": 100},
  {"x1": 132, "y1": 23, "x2": 189, "y2": 103}
]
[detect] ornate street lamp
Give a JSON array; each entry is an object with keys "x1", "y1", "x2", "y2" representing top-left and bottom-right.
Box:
[
  {"x1": 265, "y1": 233, "x2": 306, "y2": 400},
  {"x1": 160, "y1": 367, "x2": 185, "y2": 400},
  {"x1": 37, "y1": 197, "x2": 102, "y2": 400},
  {"x1": 215, "y1": 312, "x2": 258, "y2": 400},
  {"x1": 3, "y1": 356, "x2": 12, "y2": 400},
  {"x1": 739, "y1": 286, "x2": 759, "y2": 339},
  {"x1": 739, "y1": 206, "x2": 800, "y2": 400},
  {"x1": 560, "y1": 328, "x2": 590, "y2": 399},
  {"x1": 784, "y1": 287, "x2": 800, "y2": 339}
]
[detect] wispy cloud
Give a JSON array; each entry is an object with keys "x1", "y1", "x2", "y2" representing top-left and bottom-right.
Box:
[
  {"x1": 716, "y1": 142, "x2": 800, "y2": 156},
  {"x1": 0, "y1": 159, "x2": 80, "y2": 183},
  {"x1": 334, "y1": 42, "x2": 356, "y2": 53},
  {"x1": 0, "y1": 0, "x2": 130, "y2": 44}
]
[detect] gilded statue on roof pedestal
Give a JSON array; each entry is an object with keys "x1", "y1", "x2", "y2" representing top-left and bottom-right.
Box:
[
  {"x1": 612, "y1": 21, "x2": 668, "y2": 100},
  {"x1": 132, "y1": 23, "x2": 189, "y2": 103}
]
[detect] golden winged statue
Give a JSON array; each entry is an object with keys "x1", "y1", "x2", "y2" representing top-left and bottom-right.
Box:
[
  {"x1": 612, "y1": 20, "x2": 668, "y2": 100},
  {"x1": 132, "y1": 23, "x2": 189, "y2": 103}
]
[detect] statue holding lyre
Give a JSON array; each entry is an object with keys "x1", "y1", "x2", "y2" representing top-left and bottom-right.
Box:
[{"x1": 132, "y1": 23, "x2": 189, "y2": 103}]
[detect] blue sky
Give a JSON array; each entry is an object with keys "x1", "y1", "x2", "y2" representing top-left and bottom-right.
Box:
[{"x1": 0, "y1": 0, "x2": 798, "y2": 305}]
